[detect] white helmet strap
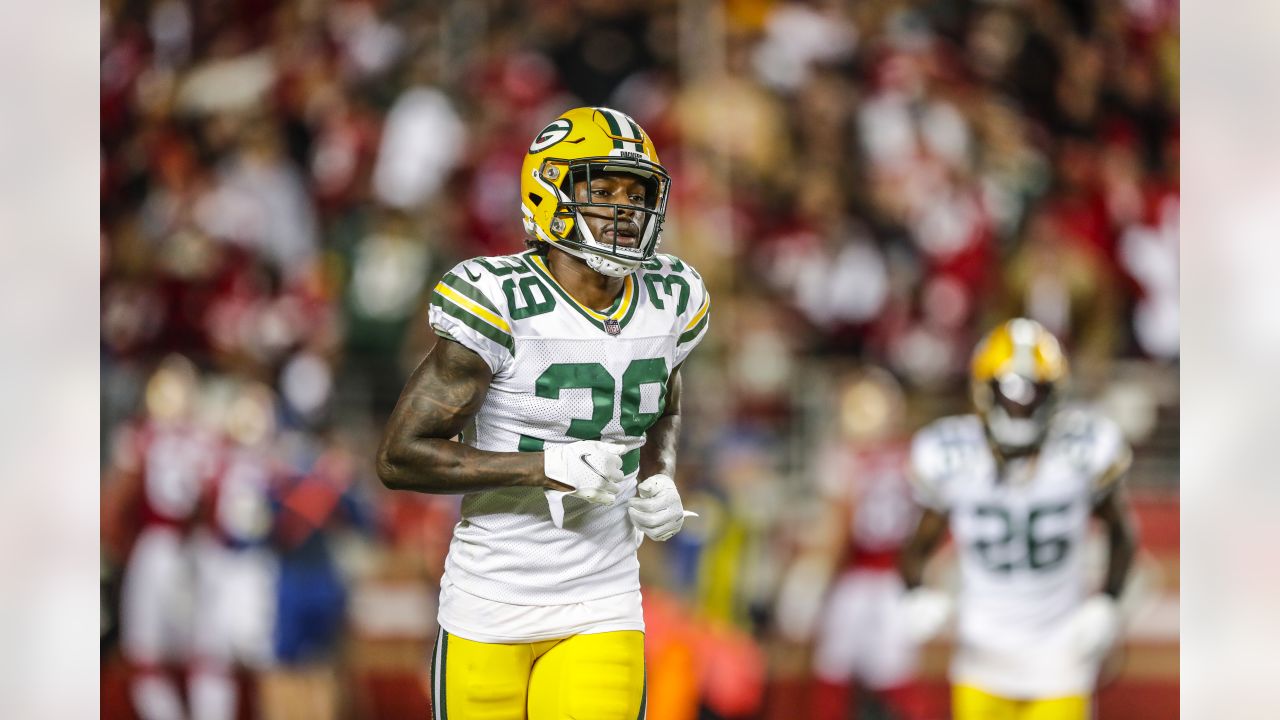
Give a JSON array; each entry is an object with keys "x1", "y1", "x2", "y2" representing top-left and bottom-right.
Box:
[{"x1": 551, "y1": 224, "x2": 640, "y2": 277}]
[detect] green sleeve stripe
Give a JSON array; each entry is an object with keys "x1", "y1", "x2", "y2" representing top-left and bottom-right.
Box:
[
  {"x1": 518, "y1": 435, "x2": 546, "y2": 452},
  {"x1": 622, "y1": 448, "x2": 641, "y2": 476},
  {"x1": 432, "y1": 290, "x2": 515, "y2": 354},
  {"x1": 677, "y1": 311, "x2": 709, "y2": 345},
  {"x1": 440, "y1": 272, "x2": 501, "y2": 314}
]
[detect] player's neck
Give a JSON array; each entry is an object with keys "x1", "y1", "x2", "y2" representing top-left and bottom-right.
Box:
[
  {"x1": 991, "y1": 444, "x2": 1040, "y2": 468},
  {"x1": 545, "y1": 247, "x2": 626, "y2": 312}
]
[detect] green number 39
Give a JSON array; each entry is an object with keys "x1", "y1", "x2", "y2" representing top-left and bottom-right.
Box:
[{"x1": 534, "y1": 359, "x2": 670, "y2": 440}]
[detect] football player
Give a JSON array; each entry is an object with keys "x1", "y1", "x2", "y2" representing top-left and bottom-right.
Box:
[
  {"x1": 108, "y1": 356, "x2": 219, "y2": 720},
  {"x1": 376, "y1": 106, "x2": 709, "y2": 720},
  {"x1": 898, "y1": 319, "x2": 1139, "y2": 720},
  {"x1": 800, "y1": 367, "x2": 929, "y2": 720},
  {"x1": 189, "y1": 379, "x2": 280, "y2": 720}
]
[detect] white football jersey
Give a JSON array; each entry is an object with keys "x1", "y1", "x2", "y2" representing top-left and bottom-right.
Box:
[
  {"x1": 910, "y1": 408, "x2": 1128, "y2": 697},
  {"x1": 427, "y1": 249, "x2": 710, "y2": 611}
]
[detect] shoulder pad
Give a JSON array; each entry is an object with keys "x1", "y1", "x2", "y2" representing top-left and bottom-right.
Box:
[
  {"x1": 428, "y1": 257, "x2": 521, "y2": 372},
  {"x1": 1046, "y1": 407, "x2": 1131, "y2": 495},
  {"x1": 461, "y1": 254, "x2": 538, "y2": 282},
  {"x1": 639, "y1": 254, "x2": 705, "y2": 314},
  {"x1": 647, "y1": 255, "x2": 709, "y2": 364},
  {"x1": 909, "y1": 415, "x2": 985, "y2": 510},
  {"x1": 642, "y1": 253, "x2": 698, "y2": 275}
]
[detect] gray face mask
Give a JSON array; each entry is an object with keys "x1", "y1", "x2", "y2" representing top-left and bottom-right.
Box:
[{"x1": 984, "y1": 372, "x2": 1054, "y2": 453}]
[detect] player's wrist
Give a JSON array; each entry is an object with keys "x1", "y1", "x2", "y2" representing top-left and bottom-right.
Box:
[
  {"x1": 637, "y1": 472, "x2": 675, "y2": 488},
  {"x1": 540, "y1": 473, "x2": 574, "y2": 491},
  {"x1": 502, "y1": 452, "x2": 554, "y2": 489}
]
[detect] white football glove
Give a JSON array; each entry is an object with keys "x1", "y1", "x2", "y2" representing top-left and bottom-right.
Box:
[
  {"x1": 902, "y1": 587, "x2": 953, "y2": 643},
  {"x1": 543, "y1": 441, "x2": 626, "y2": 528},
  {"x1": 627, "y1": 474, "x2": 697, "y2": 542},
  {"x1": 1066, "y1": 595, "x2": 1122, "y2": 661}
]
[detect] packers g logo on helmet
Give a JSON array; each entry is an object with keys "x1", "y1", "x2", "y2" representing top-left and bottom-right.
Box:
[
  {"x1": 529, "y1": 119, "x2": 572, "y2": 153},
  {"x1": 970, "y1": 319, "x2": 1068, "y2": 454},
  {"x1": 520, "y1": 107, "x2": 671, "y2": 278}
]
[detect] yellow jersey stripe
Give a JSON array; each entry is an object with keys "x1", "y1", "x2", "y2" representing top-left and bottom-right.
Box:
[
  {"x1": 612, "y1": 276, "x2": 634, "y2": 320},
  {"x1": 435, "y1": 283, "x2": 512, "y2": 332},
  {"x1": 683, "y1": 293, "x2": 710, "y2": 331}
]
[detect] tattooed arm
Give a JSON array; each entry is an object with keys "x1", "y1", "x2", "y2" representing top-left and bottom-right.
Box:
[{"x1": 376, "y1": 338, "x2": 571, "y2": 494}]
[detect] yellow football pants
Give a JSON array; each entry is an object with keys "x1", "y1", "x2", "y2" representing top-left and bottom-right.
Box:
[
  {"x1": 430, "y1": 629, "x2": 646, "y2": 720},
  {"x1": 953, "y1": 684, "x2": 1091, "y2": 720}
]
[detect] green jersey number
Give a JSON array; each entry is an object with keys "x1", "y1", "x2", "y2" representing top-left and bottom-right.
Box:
[
  {"x1": 503, "y1": 276, "x2": 556, "y2": 320},
  {"x1": 970, "y1": 502, "x2": 1073, "y2": 574},
  {"x1": 643, "y1": 274, "x2": 691, "y2": 314},
  {"x1": 532, "y1": 359, "x2": 670, "y2": 441}
]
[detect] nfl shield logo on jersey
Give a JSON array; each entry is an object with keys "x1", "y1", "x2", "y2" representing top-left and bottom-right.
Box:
[{"x1": 604, "y1": 319, "x2": 621, "y2": 336}]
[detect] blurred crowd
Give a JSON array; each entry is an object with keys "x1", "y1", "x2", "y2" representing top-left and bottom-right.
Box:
[{"x1": 100, "y1": 0, "x2": 1179, "y2": 718}]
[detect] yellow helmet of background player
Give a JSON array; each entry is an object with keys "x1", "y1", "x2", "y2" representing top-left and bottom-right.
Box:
[
  {"x1": 520, "y1": 107, "x2": 671, "y2": 277},
  {"x1": 970, "y1": 318, "x2": 1068, "y2": 454}
]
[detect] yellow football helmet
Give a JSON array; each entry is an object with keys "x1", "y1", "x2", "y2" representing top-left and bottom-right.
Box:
[
  {"x1": 970, "y1": 318, "x2": 1069, "y2": 454},
  {"x1": 520, "y1": 106, "x2": 670, "y2": 277}
]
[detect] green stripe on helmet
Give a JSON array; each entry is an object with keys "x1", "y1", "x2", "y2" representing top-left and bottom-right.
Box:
[
  {"x1": 599, "y1": 108, "x2": 626, "y2": 151},
  {"x1": 625, "y1": 117, "x2": 644, "y2": 154}
]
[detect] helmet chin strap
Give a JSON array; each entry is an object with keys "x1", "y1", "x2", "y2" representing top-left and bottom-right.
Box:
[
  {"x1": 546, "y1": 232, "x2": 640, "y2": 277},
  {"x1": 585, "y1": 252, "x2": 639, "y2": 278}
]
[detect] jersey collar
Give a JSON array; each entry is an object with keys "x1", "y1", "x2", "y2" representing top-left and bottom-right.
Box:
[{"x1": 524, "y1": 252, "x2": 639, "y2": 334}]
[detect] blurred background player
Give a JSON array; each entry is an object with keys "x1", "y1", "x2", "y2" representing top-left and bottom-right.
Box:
[
  {"x1": 262, "y1": 432, "x2": 373, "y2": 720},
  {"x1": 778, "y1": 366, "x2": 928, "y2": 720},
  {"x1": 188, "y1": 380, "x2": 281, "y2": 720},
  {"x1": 899, "y1": 319, "x2": 1139, "y2": 720},
  {"x1": 105, "y1": 356, "x2": 220, "y2": 720}
]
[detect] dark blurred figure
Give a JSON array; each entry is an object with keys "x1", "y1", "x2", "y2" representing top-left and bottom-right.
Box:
[{"x1": 259, "y1": 435, "x2": 372, "y2": 720}]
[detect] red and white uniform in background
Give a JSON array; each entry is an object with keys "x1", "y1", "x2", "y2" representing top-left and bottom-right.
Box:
[
  {"x1": 813, "y1": 440, "x2": 921, "y2": 691},
  {"x1": 191, "y1": 441, "x2": 280, "y2": 673},
  {"x1": 116, "y1": 419, "x2": 220, "y2": 671}
]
